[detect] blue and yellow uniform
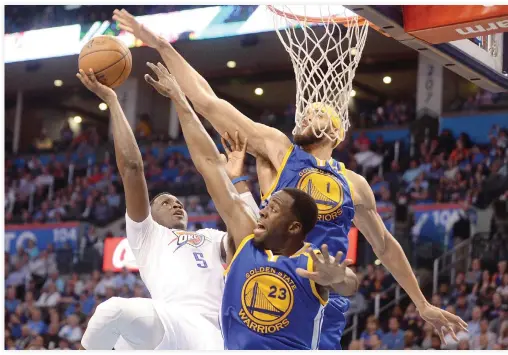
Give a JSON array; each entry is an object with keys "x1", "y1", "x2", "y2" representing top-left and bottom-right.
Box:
[
  {"x1": 221, "y1": 235, "x2": 327, "y2": 350},
  {"x1": 260, "y1": 144, "x2": 355, "y2": 350}
]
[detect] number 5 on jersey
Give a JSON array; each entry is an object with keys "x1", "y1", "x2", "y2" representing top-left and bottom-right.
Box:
[{"x1": 193, "y1": 252, "x2": 208, "y2": 268}]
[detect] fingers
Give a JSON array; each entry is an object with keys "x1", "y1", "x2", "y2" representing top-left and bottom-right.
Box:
[
  {"x1": 242, "y1": 137, "x2": 248, "y2": 153},
  {"x1": 144, "y1": 74, "x2": 157, "y2": 86},
  {"x1": 444, "y1": 312, "x2": 468, "y2": 332},
  {"x1": 157, "y1": 62, "x2": 169, "y2": 75},
  {"x1": 88, "y1": 68, "x2": 98, "y2": 83},
  {"x1": 296, "y1": 268, "x2": 318, "y2": 281},
  {"x1": 341, "y1": 259, "x2": 354, "y2": 268},
  {"x1": 221, "y1": 136, "x2": 232, "y2": 155},
  {"x1": 437, "y1": 326, "x2": 446, "y2": 345},
  {"x1": 307, "y1": 247, "x2": 320, "y2": 265},
  {"x1": 146, "y1": 62, "x2": 162, "y2": 77},
  {"x1": 447, "y1": 326, "x2": 458, "y2": 342},
  {"x1": 320, "y1": 245, "x2": 331, "y2": 263},
  {"x1": 76, "y1": 69, "x2": 91, "y2": 86},
  {"x1": 121, "y1": 8, "x2": 135, "y2": 20},
  {"x1": 234, "y1": 131, "x2": 241, "y2": 151},
  {"x1": 117, "y1": 24, "x2": 134, "y2": 33},
  {"x1": 224, "y1": 132, "x2": 235, "y2": 152}
]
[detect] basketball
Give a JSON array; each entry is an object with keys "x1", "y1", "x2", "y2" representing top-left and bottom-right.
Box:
[{"x1": 78, "y1": 35, "x2": 132, "y2": 88}]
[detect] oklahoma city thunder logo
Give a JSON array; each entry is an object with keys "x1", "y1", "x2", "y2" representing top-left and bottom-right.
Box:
[
  {"x1": 169, "y1": 231, "x2": 209, "y2": 252},
  {"x1": 239, "y1": 267, "x2": 295, "y2": 334},
  {"x1": 297, "y1": 168, "x2": 344, "y2": 221}
]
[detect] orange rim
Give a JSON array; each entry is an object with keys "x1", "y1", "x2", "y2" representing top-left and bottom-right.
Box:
[
  {"x1": 267, "y1": 5, "x2": 368, "y2": 25},
  {"x1": 267, "y1": 5, "x2": 388, "y2": 36}
]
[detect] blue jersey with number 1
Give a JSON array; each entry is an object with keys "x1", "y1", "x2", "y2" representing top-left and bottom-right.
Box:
[
  {"x1": 260, "y1": 144, "x2": 356, "y2": 349},
  {"x1": 220, "y1": 235, "x2": 327, "y2": 350}
]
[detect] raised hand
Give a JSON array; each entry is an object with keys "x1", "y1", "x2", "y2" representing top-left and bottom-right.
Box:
[
  {"x1": 418, "y1": 304, "x2": 468, "y2": 345},
  {"x1": 144, "y1": 62, "x2": 185, "y2": 102},
  {"x1": 296, "y1": 245, "x2": 353, "y2": 286},
  {"x1": 112, "y1": 9, "x2": 163, "y2": 48},
  {"x1": 76, "y1": 69, "x2": 117, "y2": 103},
  {"x1": 221, "y1": 131, "x2": 248, "y2": 180}
]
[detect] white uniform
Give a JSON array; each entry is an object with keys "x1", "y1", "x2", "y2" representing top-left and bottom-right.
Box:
[
  {"x1": 83, "y1": 212, "x2": 226, "y2": 350},
  {"x1": 125, "y1": 212, "x2": 225, "y2": 349}
]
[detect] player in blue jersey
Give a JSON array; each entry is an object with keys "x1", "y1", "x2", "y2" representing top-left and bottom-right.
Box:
[
  {"x1": 115, "y1": 9, "x2": 468, "y2": 346},
  {"x1": 144, "y1": 62, "x2": 360, "y2": 349}
]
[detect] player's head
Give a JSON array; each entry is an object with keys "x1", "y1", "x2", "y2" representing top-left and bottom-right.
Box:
[
  {"x1": 150, "y1": 192, "x2": 188, "y2": 230},
  {"x1": 254, "y1": 188, "x2": 318, "y2": 252},
  {"x1": 293, "y1": 102, "x2": 345, "y2": 149}
]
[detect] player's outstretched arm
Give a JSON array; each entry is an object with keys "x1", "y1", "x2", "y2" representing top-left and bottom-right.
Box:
[
  {"x1": 296, "y1": 245, "x2": 358, "y2": 297},
  {"x1": 76, "y1": 69, "x2": 149, "y2": 223},
  {"x1": 345, "y1": 169, "x2": 468, "y2": 344},
  {"x1": 112, "y1": 8, "x2": 291, "y2": 162},
  {"x1": 145, "y1": 62, "x2": 256, "y2": 247}
]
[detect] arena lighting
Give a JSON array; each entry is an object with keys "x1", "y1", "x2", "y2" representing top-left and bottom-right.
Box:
[
  {"x1": 350, "y1": 47, "x2": 357, "y2": 56},
  {"x1": 374, "y1": 259, "x2": 381, "y2": 266},
  {"x1": 383, "y1": 76, "x2": 392, "y2": 84},
  {"x1": 54, "y1": 79, "x2": 63, "y2": 87},
  {"x1": 73, "y1": 116, "x2": 82, "y2": 123},
  {"x1": 254, "y1": 88, "x2": 264, "y2": 96},
  {"x1": 98, "y1": 102, "x2": 108, "y2": 111},
  {"x1": 350, "y1": 89, "x2": 357, "y2": 97},
  {"x1": 226, "y1": 60, "x2": 237, "y2": 68}
]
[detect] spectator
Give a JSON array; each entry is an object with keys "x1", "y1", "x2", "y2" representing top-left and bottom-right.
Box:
[
  {"x1": 26, "y1": 308, "x2": 47, "y2": 336},
  {"x1": 471, "y1": 318, "x2": 497, "y2": 350},
  {"x1": 6, "y1": 286, "x2": 21, "y2": 313},
  {"x1": 43, "y1": 323, "x2": 62, "y2": 350},
  {"x1": 58, "y1": 314, "x2": 82, "y2": 343},
  {"x1": 466, "y1": 258, "x2": 483, "y2": 285},
  {"x1": 381, "y1": 316, "x2": 405, "y2": 350},
  {"x1": 360, "y1": 316, "x2": 383, "y2": 349},
  {"x1": 469, "y1": 306, "x2": 483, "y2": 337},
  {"x1": 403, "y1": 329, "x2": 420, "y2": 350},
  {"x1": 35, "y1": 282, "x2": 61, "y2": 308},
  {"x1": 114, "y1": 267, "x2": 136, "y2": 290}
]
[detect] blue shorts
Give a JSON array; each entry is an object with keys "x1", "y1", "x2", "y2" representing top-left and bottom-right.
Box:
[{"x1": 318, "y1": 294, "x2": 350, "y2": 350}]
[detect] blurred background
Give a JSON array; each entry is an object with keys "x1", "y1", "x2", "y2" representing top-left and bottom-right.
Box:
[{"x1": 4, "y1": 4, "x2": 508, "y2": 351}]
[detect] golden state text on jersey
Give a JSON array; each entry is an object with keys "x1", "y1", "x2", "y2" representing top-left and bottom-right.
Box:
[
  {"x1": 261, "y1": 145, "x2": 355, "y2": 256},
  {"x1": 220, "y1": 235, "x2": 327, "y2": 350}
]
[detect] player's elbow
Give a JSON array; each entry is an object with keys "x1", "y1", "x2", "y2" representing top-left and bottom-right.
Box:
[{"x1": 193, "y1": 95, "x2": 222, "y2": 117}]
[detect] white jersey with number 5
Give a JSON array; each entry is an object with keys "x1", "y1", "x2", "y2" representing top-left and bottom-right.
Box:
[{"x1": 125, "y1": 212, "x2": 226, "y2": 326}]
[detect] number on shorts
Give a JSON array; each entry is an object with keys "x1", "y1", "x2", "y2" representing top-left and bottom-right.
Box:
[{"x1": 193, "y1": 252, "x2": 208, "y2": 269}]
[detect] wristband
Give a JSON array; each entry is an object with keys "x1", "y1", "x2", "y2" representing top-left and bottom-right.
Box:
[{"x1": 232, "y1": 176, "x2": 249, "y2": 185}]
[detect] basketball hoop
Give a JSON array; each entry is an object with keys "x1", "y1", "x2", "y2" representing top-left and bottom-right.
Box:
[{"x1": 267, "y1": 5, "x2": 369, "y2": 143}]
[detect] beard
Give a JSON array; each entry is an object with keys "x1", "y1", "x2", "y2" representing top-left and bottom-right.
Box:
[{"x1": 293, "y1": 132, "x2": 326, "y2": 147}]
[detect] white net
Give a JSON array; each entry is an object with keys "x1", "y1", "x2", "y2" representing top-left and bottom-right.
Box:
[{"x1": 268, "y1": 5, "x2": 369, "y2": 143}]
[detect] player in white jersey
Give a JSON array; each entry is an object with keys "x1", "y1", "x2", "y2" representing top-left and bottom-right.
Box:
[{"x1": 75, "y1": 68, "x2": 257, "y2": 350}]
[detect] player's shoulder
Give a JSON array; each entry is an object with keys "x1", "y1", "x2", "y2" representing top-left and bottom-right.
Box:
[{"x1": 343, "y1": 168, "x2": 372, "y2": 206}]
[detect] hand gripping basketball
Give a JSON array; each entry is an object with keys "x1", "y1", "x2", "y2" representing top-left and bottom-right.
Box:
[{"x1": 76, "y1": 68, "x2": 117, "y2": 104}]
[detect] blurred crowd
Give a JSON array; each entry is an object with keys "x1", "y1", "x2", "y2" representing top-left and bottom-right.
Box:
[
  {"x1": 5, "y1": 5, "x2": 205, "y2": 33},
  {"x1": 346, "y1": 259, "x2": 508, "y2": 350}
]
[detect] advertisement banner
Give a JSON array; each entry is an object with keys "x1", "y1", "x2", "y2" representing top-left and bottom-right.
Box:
[
  {"x1": 104, "y1": 227, "x2": 360, "y2": 272},
  {"x1": 403, "y1": 5, "x2": 508, "y2": 44},
  {"x1": 416, "y1": 53, "x2": 443, "y2": 118},
  {"x1": 5, "y1": 222, "x2": 81, "y2": 254},
  {"x1": 103, "y1": 237, "x2": 139, "y2": 272},
  {"x1": 377, "y1": 203, "x2": 474, "y2": 246}
]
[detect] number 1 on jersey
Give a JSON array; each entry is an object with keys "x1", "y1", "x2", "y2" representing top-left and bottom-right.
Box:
[{"x1": 193, "y1": 252, "x2": 208, "y2": 268}]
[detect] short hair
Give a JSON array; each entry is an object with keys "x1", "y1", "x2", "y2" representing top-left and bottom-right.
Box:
[
  {"x1": 282, "y1": 188, "x2": 318, "y2": 236},
  {"x1": 150, "y1": 192, "x2": 169, "y2": 206}
]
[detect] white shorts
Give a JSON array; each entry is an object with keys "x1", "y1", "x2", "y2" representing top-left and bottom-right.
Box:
[{"x1": 113, "y1": 299, "x2": 223, "y2": 350}]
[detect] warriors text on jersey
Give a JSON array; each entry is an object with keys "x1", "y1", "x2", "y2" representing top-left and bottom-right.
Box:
[
  {"x1": 221, "y1": 235, "x2": 327, "y2": 350},
  {"x1": 261, "y1": 144, "x2": 355, "y2": 256}
]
